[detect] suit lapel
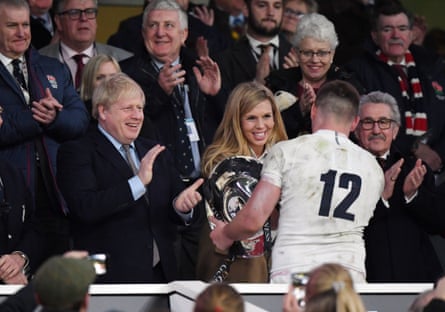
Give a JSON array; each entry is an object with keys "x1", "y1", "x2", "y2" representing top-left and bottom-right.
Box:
[
  {"x1": 277, "y1": 35, "x2": 290, "y2": 70},
  {"x1": 233, "y1": 38, "x2": 257, "y2": 78},
  {"x1": 93, "y1": 129, "x2": 133, "y2": 178},
  {"x1": 0, "y1": 61, "x2": 27, "y2": 103}
]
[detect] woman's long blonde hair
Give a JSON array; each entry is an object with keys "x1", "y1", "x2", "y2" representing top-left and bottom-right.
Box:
[
  {"x1": 80, "y1": 54, "x2": 121, "y2": 102},
  {"x1": 305, "y1": 263, "x2": 366, "y2": 312},
  {"x1": 201, "y1": 82, "x2": 287, "y2": 177}
]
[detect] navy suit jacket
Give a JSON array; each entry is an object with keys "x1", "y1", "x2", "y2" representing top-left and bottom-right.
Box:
[
  {"x1": 0, "y1": 48, "x2": 89, "y2": 212},
  {"x1": 57, "y1": 127, "x2": 191, "y2": 283},
  {"x1": 0, "y1": 161, "x2": 44, "y2": 275},
  {"x1": 30, "y1": 14, "x2": 54, "y2": 50}
]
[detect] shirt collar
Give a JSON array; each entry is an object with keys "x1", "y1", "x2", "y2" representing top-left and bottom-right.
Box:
[
  {"x1": 32, "y1": 12, "x2": 50, "y2": 23},
  {"x1": 387, "y1": 58, "x2": 407, "y2": 67},
  {"x1": 152, "y1": 57, "x2": 180, "y2": 70},
  {"x1": 60, "y1": 41, "x2": 95, "y2": 59},
  {"x1": 246, "y1": 33, "x2": 279, "y2": 51},
  {"x1": 98, "y1": 124, "x2": 135, "y2": 151},
  {"x1": 0, "y1": 53, "x2": 25, "y2": 67},
  {"x1": 249, "y1": 145, "x2": 269, "y2": 161},
  {"x1": 377, "y1": 150, "x2": 390, "y2": 160}
]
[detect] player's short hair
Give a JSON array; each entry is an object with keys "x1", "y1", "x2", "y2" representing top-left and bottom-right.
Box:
[{"x1": 315, "y1": 80, "x2": 360, "y2": 122}]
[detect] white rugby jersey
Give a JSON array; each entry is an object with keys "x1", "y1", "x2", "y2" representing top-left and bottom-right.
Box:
[{"x1": 262, "y1": 129, "x2": 384, "y2": 283}]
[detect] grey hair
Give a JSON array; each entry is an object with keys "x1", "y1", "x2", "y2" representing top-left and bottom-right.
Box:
[
  {"x1": 359, "y1": 91, "x2": 401, "y2": 125},
  {"x1": 92, "y1": 72, "x2": 145, "y2": 120},
  {"x1": 302, "y1": 0, "x2": 318, "y2": 13},
  {"x1": 0, "y1": 0, "x2": 29, "y2": 11},
  {"x1": 142, "y1": 0, "x2": 188, "y2": 30},
  {"x1": 55, "y1": 0, "x2": 98, "y2": 13},
  {"x1": 291, "y1": 13, "x2": 338, "y2": 49}
]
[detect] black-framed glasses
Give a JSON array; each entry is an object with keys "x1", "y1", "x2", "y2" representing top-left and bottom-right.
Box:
[
  {"x1": 58, "y1": 8, "x2": 98, "y2": 20},
  {"x1": 284, "y1": 8, "x2": 304, "y2": 19},
  {"x1": 359, "y1": 118, "x2": 395, "y2": 130},
  {"x1": 299, "y1": 50, "x2": 331, "y2": 60}
]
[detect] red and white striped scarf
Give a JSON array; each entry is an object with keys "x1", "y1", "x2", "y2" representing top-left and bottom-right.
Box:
[{"x1": 377, "y1": 49, "x2": 427, "y2": 136}]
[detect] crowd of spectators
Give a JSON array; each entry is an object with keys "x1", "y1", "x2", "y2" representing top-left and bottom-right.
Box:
[{"x1": 1, "y1": 0, "x2": 445, "y2": 310}]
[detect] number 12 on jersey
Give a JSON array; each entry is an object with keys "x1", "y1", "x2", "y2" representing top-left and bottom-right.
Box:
[{"x1": 318, "y1": 169, "x2": 362, "y2": 221}]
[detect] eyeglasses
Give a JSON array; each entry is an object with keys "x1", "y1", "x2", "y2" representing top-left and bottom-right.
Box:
[
  {"x1": 359, "y1": 118, "x2": 395, "y2": 130},
  {"x1": 284, "y1": 8, "x2": 305, "y2": 19},
  {"x1": 299, "y1": 50, "x2": 331, "y2": 60},
  {"x1": 58, "y1": 8, "x2": 98, "y2": 20}
]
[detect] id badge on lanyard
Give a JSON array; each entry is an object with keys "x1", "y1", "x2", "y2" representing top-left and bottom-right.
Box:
[{"x1": 185, "y1": 118, "x2": 200, "y2": 142}]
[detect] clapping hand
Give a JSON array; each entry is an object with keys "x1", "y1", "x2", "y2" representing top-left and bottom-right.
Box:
[
  {"x1": 138, "y1": 144, "x2": 166, "y2": 185},
  {"x1": 158, "y1": 60, "x2": 186, "y2": 95},
  {"x1": 193, "y1": 5, "x2": 214, "y2": 26},
  {"x1": 255, "y1": 45, "x2": 273, "y2": 85},
  {"x1": 382, "y1": 158, "x2": 404, "y2": 200},
  {"x1": 193, "y1": 56, "x2": 221, "y2": 95},
  {"x1": 299, "y1": 83, "x2": 316, "y2": 115},
  {"x1": 283, "y1": 48, "x2": 299, "y2": 69},
  {"x1": 32, "y1": 88, "x2": 63, "y2": 125},
  {"x1": 403, "y1": 158, "x2": 426, "y2": 198}
]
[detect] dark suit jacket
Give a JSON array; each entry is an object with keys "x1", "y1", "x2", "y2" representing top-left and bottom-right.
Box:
[
  {"x1": 0, "y1": 47, "x2": 89, "y2": 213},
  {"x1": 213, "y1": 35, "x2": 292, "y2": 117},
  {"x1": 0, "y1": 161, "x2": 44, "y2": 275},
  {"x1": 30, "y1": 14, "x2": 54, "y2": 50},
  {"x1": 107, "y1": 13, "x2": 145, "y2": 55},
  {"x1": 0, "y1": 282, "x2": 36, "y2": 311},
  {"x1": 57, "y1": 127, "x2": 191, "y2": 283},
  {"x1": 364, "y1": 148, "x2": 443, "y2": 282}
]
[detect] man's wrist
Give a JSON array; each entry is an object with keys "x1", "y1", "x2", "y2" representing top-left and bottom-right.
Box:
[{"x1": 11, "y1": 251, "x2": 29, "y2": 273}]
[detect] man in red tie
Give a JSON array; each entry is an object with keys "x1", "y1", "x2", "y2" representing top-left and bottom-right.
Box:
[
  {"x1": 39, "y1": 0, "x2": 133, "y2": 90},
  {"x1": 346, "y1": 2, "x2": 445, "y2": 175}
]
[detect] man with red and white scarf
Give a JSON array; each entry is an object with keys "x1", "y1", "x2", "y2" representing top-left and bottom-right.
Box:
[{"x1": 346, "y1": 3, "x2": 445, "y2": 176}]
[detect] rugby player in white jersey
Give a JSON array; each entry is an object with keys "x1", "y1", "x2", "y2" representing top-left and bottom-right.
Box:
[{"x1": 210, "y1": 80, "x2": 384, "y2": 283}]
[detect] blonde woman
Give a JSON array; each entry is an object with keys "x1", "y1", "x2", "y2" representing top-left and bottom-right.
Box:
[
  {"x1": 196, "y1": 81, "x2": 287, "y2": 283},
  {"x1": 80, "y1": 54, "x2": 121, "y2": 116},
  {"x1": 283, "y1": 263, "x2": 367, "y2": 312}
]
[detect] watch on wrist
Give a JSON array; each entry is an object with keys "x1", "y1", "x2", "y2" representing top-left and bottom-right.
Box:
[{"x1": 12, "y1": 251, "x2": 29, "y2": 274}]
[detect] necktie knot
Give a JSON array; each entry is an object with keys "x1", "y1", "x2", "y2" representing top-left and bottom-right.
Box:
[
  {"x1": 258, "y1": 43, "x2": 273, "y2": 54},
  {"x1": 73, "y1": 54, "x2": 86, "y2": 89},
  {"x1": 12, "y1": 58, "x2": 21, "y2": 66},
  {"x1": 376, "y1": 156, "x2": 386, "y2": 169},
  {"x1": 256, "y1": 43, "x2": 277, "y2": 70},
  {"x1": 72, "y1": 53, "x2": 85, "y2": 63},
  {"x1": 37, "y1": 16, "x2": 46, "y2": 26},
  {"x1": 392, "y1": 64, "x2": 409, "y2": 87}
]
